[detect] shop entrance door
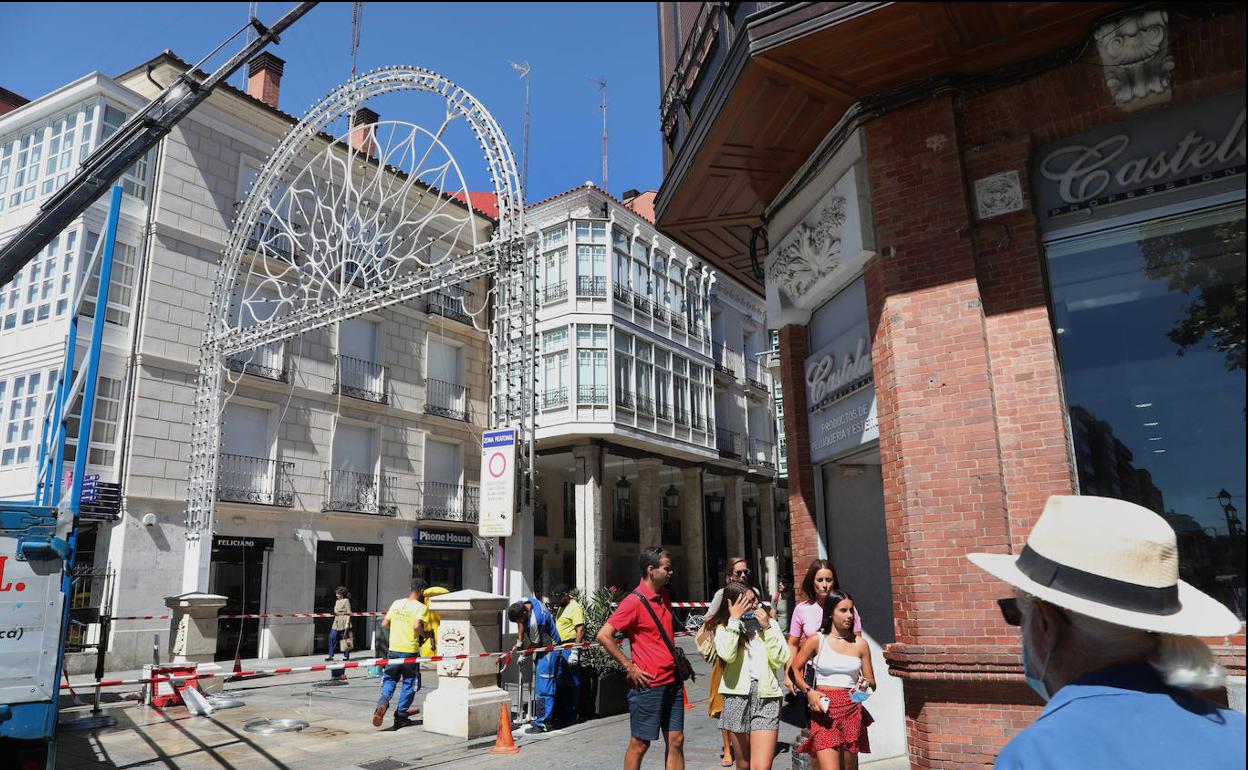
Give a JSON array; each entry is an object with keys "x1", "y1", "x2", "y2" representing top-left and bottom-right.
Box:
[
  {"x1": 210, "y1": 536, "x2": 272, "y2": 661},
  {"x1": 314, "y1": 541, "x2": 381, "y2": 655},
  {"x1": 412, "y1": 545, "x2": 463, "y2": 591}
]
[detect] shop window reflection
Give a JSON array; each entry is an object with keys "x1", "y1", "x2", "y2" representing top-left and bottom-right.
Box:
[{"x1": 1048, "y1": 204, "x2": 1246, "y2": 619}]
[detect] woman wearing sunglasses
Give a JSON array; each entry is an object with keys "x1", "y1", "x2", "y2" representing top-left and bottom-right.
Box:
[{"x1": 704, "y1": 557, "x2": 760, "y2": 766}]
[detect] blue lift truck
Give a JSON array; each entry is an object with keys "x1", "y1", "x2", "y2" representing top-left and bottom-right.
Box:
[{"x1": 0, "y1": 7, "x2": 317, "y2": 766}]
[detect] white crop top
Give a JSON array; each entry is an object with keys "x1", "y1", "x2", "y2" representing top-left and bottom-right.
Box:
[{"x1": 812, "y1": 635, "x2": 861, "y2": 689}]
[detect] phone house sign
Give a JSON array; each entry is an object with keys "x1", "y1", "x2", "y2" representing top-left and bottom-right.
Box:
[{"x1": 804, "y1": 277, "x2": 878, "y2": 464}]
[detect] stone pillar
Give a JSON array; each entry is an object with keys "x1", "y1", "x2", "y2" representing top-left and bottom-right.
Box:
[
  {"x1": 637, "y1": 458, "x2": 663, "y2": 549},
  {"x1": 758, "y1": 483, "x2": 779, "y2": 601},
  {"x1": 573, "y1": 444, "x2": 605, "y2": 593},
  {"x1": 680, "y1": 466, "x2": 706, "y2": 599},
  {"x1": 423, "y1": 590, "x2": 512, "y2": 739},
  {"x1": 724, "y1": 475, "x2": 745, "y2": 559},
  {"x1": 165, "y1": 592, "x2": 227, "y2": 692}
]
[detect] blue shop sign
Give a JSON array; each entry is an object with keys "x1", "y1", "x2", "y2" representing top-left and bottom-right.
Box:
[{"x1": 414, "y1": 527, "x2": 473, "y2": 549}]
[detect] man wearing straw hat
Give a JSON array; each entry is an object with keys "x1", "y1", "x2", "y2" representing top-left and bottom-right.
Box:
[{"x1": 968, "y1": 496, "x2": 1244, "y2": 768}]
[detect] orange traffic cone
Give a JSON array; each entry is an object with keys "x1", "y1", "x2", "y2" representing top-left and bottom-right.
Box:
[
  {"x1": 682, "y1": 685, "x2": 694, "y2": 710},
  {"x1": 489, "y1": 702, "x2": 520, "y2": 754},
  {"x1": 226, "y1": 651, "x2": 243, "y2": 682}
]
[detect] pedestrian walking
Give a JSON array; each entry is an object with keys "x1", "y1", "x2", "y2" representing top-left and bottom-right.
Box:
[
  {"x1": 373, "y1": 577, "x2": 428, "y2": 728},
  {"x1": 704, "y1": 556, "x2": 758, "y2": 767},
  {"x1": 326, "y1": 586, "x2": 353, "y2": 661},
  {"x1": 791, "y1": 589, "x2": 875, "y2": 769},
  {"x1": 597, "y1": 546, "x2": 687, "y2": 770},
  {"x1": 552, "y1": 584, "x2": 585, "y2": 726},
  {"x1": 968, "y1": 495, "x2": 1244, "y2": 769},
  {"x1": 706, "y1": 582, "x2": 791, "y2": 770},
  {"x1": 507, "y1": 594, "x2": 562, "y2": 732}
]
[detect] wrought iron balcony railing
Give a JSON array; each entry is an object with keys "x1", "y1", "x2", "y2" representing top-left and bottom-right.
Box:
[
  {"x1": 616, "y1": 390, "x2": 635, "y2": 410},
  {"x1": 225, "y1": 341, "x2": 289, "y2": 383},
  {"x1": 691, "y1": 415, "x2": 708, "y2": 432},
  {"x1": 713, "y1": 344, "x2": 741, "y2": 378},
  {"x1": 613, "y1": 283, "x2": 632, "y2": 303},
  {"x1": 635, "y1": 394, "x2": 655, "y2": 417},
  {"x1": 244, "y1": 210, "x2": 297, "y2": 262},
  {"x1": 716, "y1": 428, "x2": 742, "y2": 460},
  {"x1": 541, "y1": 387, "x2": 569, "y2": 409},
  {"x1": 323, "y1": 469, "x2": 397, "y2": 516},
  {"x1": 749, "y1": 438, "x2": 777, "y2": 470},
  {"x1": 416, "y1": 481, "x2": 479, "y2": 523},
  {"x1": 653, "y1": 305, "x2": 668, "y2": 324},
  {"x1": 655, "y1": 402, "x2": 672, "y2": 421},
  {"x1": 427, "y1": 287, "x2": 473, "y2": 325},
  {"x1": 425, "y1": 378, "x2": 470, "y2": 422},
  {"x1": 578, "y1": 384, "x2": 608, "y2": 405},
  {"x1": 671, "y1": 315, "x2": 687, "y2": 332},
  {"x1": 543, "y1": 281, "x2": 568, "y2": 304},
  {"x1": 673, "y1": 407, "x2": 689, "y2": 426},
  {"x1": 576, "y1": 276, "x2": 607, "y2": 297},
  {"x1": 746, "y1": 361, "x2": 770, "y2": 393},
  {"x1": 334, "y1": 355, "x2": 388, "y2": 403},
  {"x1": 217, "y1": 453, "x2": 294, "y2": 507},
  {"x1": 632, "y1": 292, "x2": 652, "y2": 314}
]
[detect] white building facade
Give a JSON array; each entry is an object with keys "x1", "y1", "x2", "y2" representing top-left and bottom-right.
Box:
[
  {"x1": 0, "y1": 52, "x2": 494, "y2": 671},
  {"x1": 502, "y1": 184, "x2": 788, "y2": 602}
]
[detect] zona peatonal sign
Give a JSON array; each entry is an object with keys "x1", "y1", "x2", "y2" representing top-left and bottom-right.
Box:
[
  {"x1": 478, "y1": 428, "x2": 516, "y2": 538},
  {"x1": 1034, "y1": 91, "x2": 1245, "y2": 227},
  {"x1": 804, "y1": 277, "x2": 878, "y2": 465}
]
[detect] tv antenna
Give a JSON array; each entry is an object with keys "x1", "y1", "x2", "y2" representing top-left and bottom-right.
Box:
[
  {"x1": 588, "y1": 77, "x2": 607, "y2": 194},
  {"x1": 510, "y1": 60, "x2": 531, "y2": 199}
]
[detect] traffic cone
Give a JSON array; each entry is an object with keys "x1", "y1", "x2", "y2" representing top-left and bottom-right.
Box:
[
  {"x1": 682, "y1": 685, "x2": 694, "y2": 710},
  {"x1": 226, "y1": 651, "x2": 243, "y2": 682},
  {"x1": 489, "y1": 702, "x2": 520, "y2": 754}
]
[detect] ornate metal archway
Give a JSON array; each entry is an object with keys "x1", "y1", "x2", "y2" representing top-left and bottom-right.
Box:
[{"x1": 180, "y1": 66, "x2": 534, "y2": 591}]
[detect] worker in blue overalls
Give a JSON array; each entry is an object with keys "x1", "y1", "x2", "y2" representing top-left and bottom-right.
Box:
[{"x1": 507, "y1": 596, "x2": 562, "y2": 732}]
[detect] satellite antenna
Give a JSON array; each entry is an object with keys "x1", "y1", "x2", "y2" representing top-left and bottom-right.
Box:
[
  {"x1": 510, "y1": 60, "x2": 531, "y2": 199},
  {"x1": 588, "y1": 77, "x2": 607, "y2": 193}
]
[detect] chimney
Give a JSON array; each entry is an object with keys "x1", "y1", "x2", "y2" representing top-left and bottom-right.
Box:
[
  {"x1": 0, "y1": 86, "x2": 30, "y2": 118},
  {"x1": 247, "y1": 52, "x2": 285, "y2": 109},
  {"x1": 350, "y1": 107, "x2": 380, "y2": 157}
]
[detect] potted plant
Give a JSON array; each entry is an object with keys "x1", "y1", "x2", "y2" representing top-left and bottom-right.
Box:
[{"x1": 575, "y1": 585, "x2": 630, "y2": 718}]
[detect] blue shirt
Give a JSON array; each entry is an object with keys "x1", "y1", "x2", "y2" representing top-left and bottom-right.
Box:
[
  {"x1": 522, "y1": 597, "x2": 561, "y2": 647},
  {"x1": 996, "y1": 663, "x2": 1245, "y2": 770}
]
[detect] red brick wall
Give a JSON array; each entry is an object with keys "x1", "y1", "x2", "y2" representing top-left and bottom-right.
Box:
[{"x1": 778, "y1": 324, "x2": 821, "y2": 589}]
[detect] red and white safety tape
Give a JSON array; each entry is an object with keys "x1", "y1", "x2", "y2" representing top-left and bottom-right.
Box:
[
  {"x1": 62, "y1": 631, "x2": 697, "y2": 690},
  {"x1": 111, "y1": 602, "x2": 709, "y2": 622}
]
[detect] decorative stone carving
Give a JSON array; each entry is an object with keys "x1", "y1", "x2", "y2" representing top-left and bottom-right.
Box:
[
  {"x1": 1096, "y1": 10, "x2": 1174, "y2": 106},
  {"x1": 974, "y1": 170, "x2": 1025, "y2": 219},
  {"x1": 767, "y1": 196, "x2": 847, "y2": 304}
]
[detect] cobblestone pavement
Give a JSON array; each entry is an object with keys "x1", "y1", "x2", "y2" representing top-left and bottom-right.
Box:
[{"x1": 55, "y1": 640, "x2": 909, "y2": 770}]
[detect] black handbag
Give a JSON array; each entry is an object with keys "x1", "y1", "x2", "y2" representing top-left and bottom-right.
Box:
[
  {"x1": 780, "y1": 661, "x2": 815, "y2": 728},
  {"x1": 632, "y1": 592, "x2": 696, "y2": 683}
]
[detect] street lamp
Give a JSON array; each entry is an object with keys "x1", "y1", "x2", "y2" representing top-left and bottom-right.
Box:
[{"x1": 664, "y1": 484, "x2": 680, "y2": 512}]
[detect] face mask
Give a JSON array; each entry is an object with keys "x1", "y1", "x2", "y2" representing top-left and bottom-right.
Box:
[{"x1": 1021, "y1": 618, "x2": 1054, "y2": 702}]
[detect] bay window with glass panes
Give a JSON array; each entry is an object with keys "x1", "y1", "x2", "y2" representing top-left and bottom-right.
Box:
[
  {"x1": 541, "y1": 327, "x2": 569, "y2": 409},
  {"x1": 576, "y1": 324, "x2": 609, "y2": 405},
  {"x1": 1047, "y1": 201, "x2": 1246, "y2": 620},
  {"x1": 541, "y1": 224, "x2": 569, "y2": 305},
  {"x1": 575, "y1": 221, "x2": 608, "y2": 298}
]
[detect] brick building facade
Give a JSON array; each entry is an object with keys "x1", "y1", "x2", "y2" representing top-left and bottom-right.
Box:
[{"x1": 657, "y1": 3, "x2": 1245, "y2": 766}]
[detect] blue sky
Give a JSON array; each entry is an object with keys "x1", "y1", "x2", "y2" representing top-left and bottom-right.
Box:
[{"x1": 0, "y1": 2, "x2": 663, "y2": 204}]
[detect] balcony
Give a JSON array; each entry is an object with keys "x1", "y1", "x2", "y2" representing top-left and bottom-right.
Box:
[
  {"x1": 416, "y1": 481, "x2": 479, "y2": 523},
  {"x1": 616, "y1": 389, "x2": 635, "y2": 411},
  {"x1": 673, "y1": 407, "x2": 689, "y2": 426},
  {"x1": 578, "y1": 384, "x2": 608, "y2": 405},
  {"x1": 632, "y1": 292, "x2": 653, "y2": 314},
  {"x1": 225, "y1": 341, "x2": 288, "y2": 383},
  {"x1": 746, "y1": 361, "x2": 770, "y2": 394},
  {"x1": 334, "y1": 355, "x2": 388, "y2": 404},
  {"x1": 713, "y1": 344, "x2": 741, "y2": 379},
  {"x1": 541, "y1": 387, "x2": 569, "y2": 410},
  {"x1": 749, "y1": 438, "x2": 776, "y2": 471},
  {"x1": 323, "y1": 469, "x2": 397, "y2": 516},
  {"x1": 577, "y1": 276, "x2": 607, "y2": 297},
  {"x1": 543, "y1": 281, "x2": 568, "y2": 305},
  {"x1": 425, "y1": 378, "x2": 470, "y2": 422},
  {"x1": 427, "y1": 287, "x2": 473, "y2": 325},
  {"x1": 634, "y1": 394, "x2": 655, "y2": 417},
  {"x1": 244, "y1": 210, "x2": 297, "y2": 262},
  {"x1": 613, "y1": 283, "x2": 632, "y2": 303},
  {"x1": 691, "y1": 414, "x2": 708, "y2": 433},
  {"x1": 716, "y1": 428, "x2": 742, "y2": 460},
  {"x1": 217, "y1": 454, "x2": 295, "y2": 507},
  {"x1": 671, "y1": 314, "x2": 687, "y2": 332}
]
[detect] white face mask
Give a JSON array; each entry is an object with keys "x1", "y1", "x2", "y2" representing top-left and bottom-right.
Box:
[{"x1": 1021, "y1": 609, "x2": 1055, "y2": 702}]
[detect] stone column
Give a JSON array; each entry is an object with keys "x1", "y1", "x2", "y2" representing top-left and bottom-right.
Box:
[
  {"x1": 422, "y1": 590, "x2": 512, "y2": 739},
  {"x1": 680, "y1": 467, "x2": 706, "y2": 599},
  {"x1": 758, "y1": 483, "x2": 779, "y2": 601},
  {"x1": 637, "y1": 458, "x2": 663, "y2": 549},
  {"x1": 165, "y1": 592, "x2": 227, "y2": 692},
  {"x1": 724, "y1": 475, "x2": 745, "y2": 559},
  {"x1": 573, "y1": 444, "x2": 605, "y2": 593}
]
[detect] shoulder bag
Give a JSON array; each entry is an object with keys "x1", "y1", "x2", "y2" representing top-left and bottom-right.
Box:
[{"x1": 631, "y1": 592, "x2": 696, "y2": 683}]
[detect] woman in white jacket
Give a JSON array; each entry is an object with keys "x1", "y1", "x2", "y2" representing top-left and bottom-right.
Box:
[{"x1": 707, "y1": 582, "x2": 792, "y2": 770}]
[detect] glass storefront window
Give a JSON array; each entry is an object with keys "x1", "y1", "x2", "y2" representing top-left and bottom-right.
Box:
[{"x1": 1047, "y1": 203, "x2": 1246, "y2": 619}]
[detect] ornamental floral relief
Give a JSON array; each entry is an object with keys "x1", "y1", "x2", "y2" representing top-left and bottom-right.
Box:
[
  {"x1": 766, "y1": 196, "x2": 847, "y2": 305},
  {"x1": 1096, "y1": 9, "x2": 1175, "y2": 106}
]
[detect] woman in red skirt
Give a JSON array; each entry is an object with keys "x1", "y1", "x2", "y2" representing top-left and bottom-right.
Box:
[{"x1": 790, "y1": 590, "x2": 876, "y2": 769}]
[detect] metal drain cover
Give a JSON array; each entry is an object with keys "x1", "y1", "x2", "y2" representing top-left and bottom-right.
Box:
[
  {"x1": 243, "y1": 718, "x2": 309, "y2": 734},
  {"x1": 358, "y1": 760, "x2": 411, "y2": 770}
]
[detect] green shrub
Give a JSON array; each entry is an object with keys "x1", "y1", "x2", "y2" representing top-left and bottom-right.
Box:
[{"x1": 574, "y1": 585, "x2": 629, "y2": 674}]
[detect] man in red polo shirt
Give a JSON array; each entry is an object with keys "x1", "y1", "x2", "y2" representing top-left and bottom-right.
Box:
[{"x1": 597, "y1": 547, "x2": 685, "y2": 770}]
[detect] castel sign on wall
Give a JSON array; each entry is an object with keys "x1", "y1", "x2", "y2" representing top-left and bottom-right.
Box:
[{"x1": 804, "y1": 277, "x2": 878, "y2": 464}]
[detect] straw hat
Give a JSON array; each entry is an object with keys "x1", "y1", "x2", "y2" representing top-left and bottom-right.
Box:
[{"x1": 968, "y1": 495, "x2": 1241, "y2": 637}]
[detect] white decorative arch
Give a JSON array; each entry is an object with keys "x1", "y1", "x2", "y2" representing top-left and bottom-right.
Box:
[{"x1": 181, "y1": 67, "x2": 531, "y2": 591}]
